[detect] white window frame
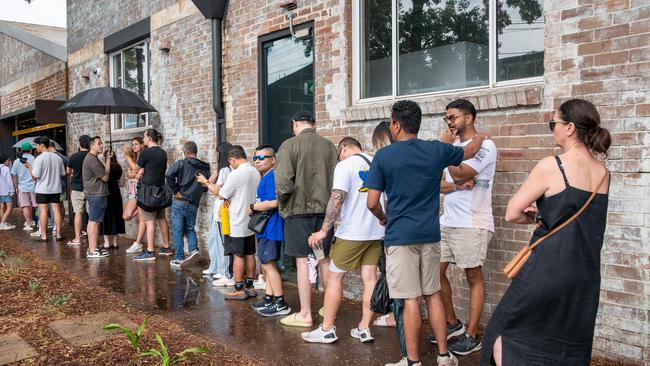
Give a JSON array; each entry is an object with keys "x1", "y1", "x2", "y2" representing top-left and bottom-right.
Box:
[
  {"x1": 352, "y1": 0, "x2": 544, "y2": 104},
  {"x1": 108, "y1": 40, "x2": 151, "y2": 131}
]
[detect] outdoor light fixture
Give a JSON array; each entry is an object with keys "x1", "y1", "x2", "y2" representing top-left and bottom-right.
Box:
[
  {"x1": 280, "y1": 2, "x2": 299, "y2": 38},
  {"x1": 158, "y1": 41, "x2": 171, "y2": 53}
]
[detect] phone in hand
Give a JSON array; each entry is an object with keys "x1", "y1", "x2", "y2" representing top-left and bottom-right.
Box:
[{"x1": 525, "y1": 210, "x2": 541, "y2": 224}]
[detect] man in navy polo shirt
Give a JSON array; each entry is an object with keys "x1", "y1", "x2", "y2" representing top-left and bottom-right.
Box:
[{"x1": 366, "y1": 100, "x2": 488, "y2": 366}]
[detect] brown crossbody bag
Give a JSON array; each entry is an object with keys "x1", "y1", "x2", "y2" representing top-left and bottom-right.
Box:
[{"x1": 503, "y1": 171, "x2": 609, "y2": 279}]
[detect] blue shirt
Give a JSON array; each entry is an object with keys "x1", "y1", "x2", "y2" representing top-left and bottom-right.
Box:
[
  {"x1": 10, "y1": 154, "x2": 35, "y2": 192},
  {"x1": 256, "y1": 169, "x2": 284, "y2": 241},
  {"x1": 365, "y1": 139, "x2": 464, "y2": 246}
]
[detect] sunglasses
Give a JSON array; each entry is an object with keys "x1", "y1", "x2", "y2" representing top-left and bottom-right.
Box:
[
  {"x1": 443, "y1": 114, "x2": 468, "y2": 123},
  {"x1": 548, "y1": 120, "x2": 570, "y2": 131},
  {"x1": 252, "y1": 155, "x2": 274, "y2": 161}
]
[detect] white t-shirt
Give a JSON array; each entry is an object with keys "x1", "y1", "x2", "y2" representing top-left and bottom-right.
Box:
[
  {"x1": 219, "y1": 163, "x2": 260, "y2": 237},
  {"x1": 440, "y1": 138, "x2": 497, "y2": 232},
  {"x1": 32, "y1": 151, "x2": 66, "y2": 195},
  {"x1": 212, "y1": 167, "x2": 231, "y2": 223},
  {"x1": 332, "y1": 153, "x2": 385, "y2": 241}
]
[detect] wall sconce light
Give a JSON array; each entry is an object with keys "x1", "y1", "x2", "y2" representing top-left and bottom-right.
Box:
[
  {"x1": 280, "y1": 2, "x2": 298, "y2": 38},
  {"x1": 159, "y1": 41, "x2": 171, "y2": 53}
]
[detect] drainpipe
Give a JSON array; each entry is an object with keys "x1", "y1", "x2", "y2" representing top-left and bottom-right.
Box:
[{"x1": 191, "y1": 0, "x2": 229, "y2": 144}]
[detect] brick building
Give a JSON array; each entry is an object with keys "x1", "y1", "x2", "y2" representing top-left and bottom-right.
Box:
[
  {"x1": 0, "y1": 21, "x2": 68, "y2": 157},
  {"x1": 64, "y1": 0, "x2": 649, "y2": 364}
]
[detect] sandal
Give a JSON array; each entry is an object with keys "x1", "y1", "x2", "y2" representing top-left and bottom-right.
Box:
[
  {"x1": 66, "y1": 240, "x2": 82, "y2": 245},
  {"x1": 279, "y1": 313, "x2": 313, "y2": 328}
]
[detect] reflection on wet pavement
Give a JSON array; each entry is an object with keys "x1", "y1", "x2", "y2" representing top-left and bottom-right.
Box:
[{"x1": 10, "y1": 224, "x2": 481, "y2": 365}]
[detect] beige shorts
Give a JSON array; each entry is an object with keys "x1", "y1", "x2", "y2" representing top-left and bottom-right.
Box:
[
  {"x1": 70, "y1": 190, "x2": 86, "y2": 213},
  {"x1": 140, "y1": 208, "x2": 166, "y2": 221},
  {"x1": 385, "y1": 243, "x2": 441, "y2": 299},
  {"x1": 440, "y1": 226, "x2": 493, "y2": 269}
]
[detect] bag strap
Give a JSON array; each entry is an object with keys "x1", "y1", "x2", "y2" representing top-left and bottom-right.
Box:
[
  {"x1": 355, "y1": 153, "x2": 372, "y2": 167},
  {"x1": 526, "y1": 170, "x2": 609, "y2": 253}
]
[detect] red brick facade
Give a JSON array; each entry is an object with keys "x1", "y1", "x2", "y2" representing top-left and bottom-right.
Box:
[{"x1": 0, "y1": 70, "x2": 67, "y2": 116}]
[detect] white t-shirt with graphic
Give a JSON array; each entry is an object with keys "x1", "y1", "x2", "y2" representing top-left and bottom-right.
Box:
[
  {"x1": 332, "y1": 153, "x2": 385, "y2": 241},
  {"x1": 440, "y1": 138, "x2": 497, "y2": 232},
  {"x1": 219, "y1": 163, "x2": 260, "y2": 237}
]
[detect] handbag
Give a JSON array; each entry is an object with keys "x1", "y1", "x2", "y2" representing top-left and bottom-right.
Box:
[
  {"x1": 504, "y1": 171, "x2": 609, "y2": 279},
  {"x1": 248, "y1": 210, "x2": 271, "y2": 234},
  {"x1": 136, "y1": 182, "x2": 173, "y2": 212},
  {"x1": 371, "y1": 249, "x2": 392, "y2": 314}
]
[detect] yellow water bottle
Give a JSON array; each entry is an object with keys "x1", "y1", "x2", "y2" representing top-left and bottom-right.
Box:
[{"x1": 220, "y1": 201, "x2": 230, "y2": 236}]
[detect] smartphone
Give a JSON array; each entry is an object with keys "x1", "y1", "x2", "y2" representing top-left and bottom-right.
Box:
[{"x1": 525, "y1": 210, "x2": 541, "y2": 224}]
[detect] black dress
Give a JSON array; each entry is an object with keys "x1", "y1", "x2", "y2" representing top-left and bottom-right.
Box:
[
  {"x1": 481, "y1": 156, "x2": 609, "y2": 366},
  {"x1": 100, "y1": 166, "x2": 126, "y2": 236}
]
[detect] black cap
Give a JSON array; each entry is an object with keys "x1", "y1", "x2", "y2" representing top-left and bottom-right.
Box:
[{"x1": 292, "y1": 110, "x2": 315, "y2": 123}]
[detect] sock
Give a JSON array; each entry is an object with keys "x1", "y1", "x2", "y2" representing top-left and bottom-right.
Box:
[
  {"x1": 264, "y1": 294, "x2": 273, "y2": 304},
  {"x1": 234, "y1": 282, "x2": 244, "y2": 291},
  {"x1": 438, "y1": 352, "x2": 449, "y2": 357},
  {"x1": 407, "y1": 359, "x2": 420, "y2": 366},
  {"x1": 275, "y1": 295, "x2": 285, "y2": 305},
  {"x1": 245, "y1": 277, "x2": 254, "y2": 288}
]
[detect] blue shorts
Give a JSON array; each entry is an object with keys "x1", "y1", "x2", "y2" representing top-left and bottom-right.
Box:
[
  {"x1": 87, "y1": 196, "x2": 108, "y2": 223},
  {"x1": 258, "y1": 238, "x2": 281, "y2": 264},
  {"x1": 0, "y1": 195, "x2": 13, "y2": 203}
]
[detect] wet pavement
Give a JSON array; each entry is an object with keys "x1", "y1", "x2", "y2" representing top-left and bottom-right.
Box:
[{"x1": 3, "y1": 216, "x2": 481, "y2": 365}]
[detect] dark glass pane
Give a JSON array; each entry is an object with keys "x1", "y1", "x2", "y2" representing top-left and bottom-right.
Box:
[
  {"x1": 262, "y1": 35, "x2": 314, "y2": 150},
  {"x1": 398, "y1": 0, "x2": 489, "y2": 95},
  {"x1": 361, "y1": 0, "x2": 392, "y2": 98},
  {"x1": 497, "y1": 0, "x2": 544, "y2": 81},
  {"x1": 123, "y1": 43, "x2": 147, "y2": 98}
]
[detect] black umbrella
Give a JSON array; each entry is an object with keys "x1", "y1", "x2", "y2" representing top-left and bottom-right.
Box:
[{"x1": 59, "y1": 87, "x2": 157, "y2": 148}]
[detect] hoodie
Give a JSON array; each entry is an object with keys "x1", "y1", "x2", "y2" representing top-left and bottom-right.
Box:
[{"x1": 165, "y1": 157, "x2": 211, "y2": 206}]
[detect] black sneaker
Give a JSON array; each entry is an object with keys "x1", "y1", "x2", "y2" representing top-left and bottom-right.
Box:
[
  {"x1": 251, "y1": 298, "x2": 272, "y2": 311},
  {"x1": 428, "y1": 320, "x2": 466, "y2": 344},
  {"x1": 258, "y1": 302, "x2": 291, "y2": 317},
  {"x1": 450, "y1": 333, "x2": 482, "y2": 356}
]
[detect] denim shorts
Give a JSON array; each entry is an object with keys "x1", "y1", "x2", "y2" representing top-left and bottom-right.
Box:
[
  {"x1": 0, "y1": 195, "x2": 13, "y2": 203},
  {"x1": 87, "y1": 196, "x2": 108, "y2": 223}
]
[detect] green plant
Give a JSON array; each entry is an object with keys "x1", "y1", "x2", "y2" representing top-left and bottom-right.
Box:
[
  {"x1": 0, "y1": 250, "x2": 7, "y2": 260},
  {"x1": 139, "y1": 334, "x2": 206, "y2": 366},
  {"x1": 28, "y1": 279, "x2": 41, "y2": 293},
  {"x1": 44, "y1": 292, "x2": 71, "y2": 308},
  {"x1": 4, "y1": 257, "x2": 25, "y2": 275},
  {"x1": 103, "y1": 317, "x2": 148, "y2": 352}
]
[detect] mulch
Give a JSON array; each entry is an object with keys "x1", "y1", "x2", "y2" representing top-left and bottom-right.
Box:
[{"x1": 0, "y1": 238, "x2": 258, "y2": 366}]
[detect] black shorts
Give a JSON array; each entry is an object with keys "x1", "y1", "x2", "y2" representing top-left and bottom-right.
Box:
[
  {"x1": 35, "y1": 193, "x2": 61, "y2": 204},
  {"x1": 223, "y1": 235, "x2": 256, "y2": 257},
  {"x1": 284, "y1": 214, "x2": 334, "y2": 258}
]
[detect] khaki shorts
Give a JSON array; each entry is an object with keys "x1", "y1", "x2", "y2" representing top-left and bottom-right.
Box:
[
  {"x1": 329, "y1": 238, "x2": 382, "y2": 271},
  {"x1": 17, "y1": 192, "x2": 36, "y2": 207},
  {"x1": 385, "y1": 243, "x2": 441, "y2": 299},
  {"x1": 70, "y1": 190, "x2": 86, "y2": 214},
  {"x1": 440, "y1": 226, "x2": 493, "y2": 269},
  {"x1": 140, "y1": 208, "x2": 166, "y2": 221}
]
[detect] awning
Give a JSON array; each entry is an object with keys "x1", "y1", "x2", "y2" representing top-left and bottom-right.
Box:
[{"x1": 12, "y1": 123, "x2": 65, "y2": 137}]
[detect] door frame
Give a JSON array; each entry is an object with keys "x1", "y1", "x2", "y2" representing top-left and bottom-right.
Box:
[{"x1": 257, "y1": 21, "x2": 315, "y2": 147}]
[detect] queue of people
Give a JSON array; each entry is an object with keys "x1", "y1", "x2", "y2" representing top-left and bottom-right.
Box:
[{"x1": 0, "y1": 96, "x2": 611, "y2": 366}]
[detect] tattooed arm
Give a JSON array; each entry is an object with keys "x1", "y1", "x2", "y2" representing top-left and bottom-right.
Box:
[{"x1": 308, "y1": 189, "x2": 347, "y2": 248}]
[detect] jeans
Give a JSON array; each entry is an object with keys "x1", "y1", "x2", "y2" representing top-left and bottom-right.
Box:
[
  {"x1": 171, "y1": 199, "x2": 198, "y2": 261},
  {"x1": 206, "y1": 206, "x2": 228, "y2": 275}
]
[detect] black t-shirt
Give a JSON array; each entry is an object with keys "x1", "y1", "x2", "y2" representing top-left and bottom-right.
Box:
[
  {"x1": 137, "y1": 146, "x2": 167, "y2": 186},
  {"x1": 67, "y1": 151, "x2": 88, "y2": 192}
]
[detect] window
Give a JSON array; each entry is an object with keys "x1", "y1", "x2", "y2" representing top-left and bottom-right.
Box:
[
  {"x1": 109, "y1": 41, "x2": 150, "y2": 130},
  {"x1": 354, "y1": 0, "x2": 544, "y2": 101}
]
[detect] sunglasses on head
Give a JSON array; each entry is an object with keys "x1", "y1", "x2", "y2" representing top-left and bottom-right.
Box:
[
  {"x1": 252, "y1": 155, "x2": 274, "y2": 161},
  {"x1": 548, "y1": 120, "x2": 570, "y2": 131},
  {"x1": 443, "y1": 114, "x2": 468, "y2": 123}
]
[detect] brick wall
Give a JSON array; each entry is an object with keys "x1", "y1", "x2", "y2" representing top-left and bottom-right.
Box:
[
  {"x1": 0, "y1": 33, "x2": 59, "y2": 87},
  {"x1": 0, "y1": 70, "x2": 67, "y2": 115}
]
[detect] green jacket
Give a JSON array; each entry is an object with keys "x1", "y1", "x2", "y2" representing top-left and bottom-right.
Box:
[{"x1": 275, "y1": 128, "x2": 338, "y2": 218}]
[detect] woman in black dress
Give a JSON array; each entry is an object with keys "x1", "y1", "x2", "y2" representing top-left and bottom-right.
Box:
[
  {"x1": 481, "y1": 99, "x2": 611, "y2": 366},
  {"x1": 101, "y1": 151, "x2": 126, "y2": 248}
]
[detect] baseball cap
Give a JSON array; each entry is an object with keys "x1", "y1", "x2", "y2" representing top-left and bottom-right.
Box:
[
  {"x1": 21, "y1": 142, "x2": 33, "y2": 151},
  {"x1": 292, "y1": 110, "x2": 315, "y2": 123}
]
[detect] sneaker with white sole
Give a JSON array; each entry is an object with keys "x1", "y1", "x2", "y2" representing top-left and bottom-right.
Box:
[
  {"x1": 30, "y1": 230, "x2": 42, "y2": 238},
  {"x1": 253, "y1": 274, "x2": 266, "y2": 290},
  {"x1": 180, "y1": 250, "x2": 200, "y2": 269},
  {"x1": 258, "y1": 301, "x2": 291, "y2": 317},
  {"x1": 212, "y1": 277, "x2": 235, "y2": 287},
  {"x1": 0, "y1": 223, "x2": 11, "y2": 230},
  {"x1": 437, "y1": 353, "x2": 458, "y2": 366},
  {"x1": 428, "y1": 320, "x2": 466, "y2": 344},
  {"x1": 301, "y1": 325, "x2": 338, "y2": 344},
  {"x1": 350, "y1": 327, "x2": 374, "y2": 343},
  {"x1": 134, "y1": 250, "x2": 156, "y2": 261},
  {"x1": 449, "y1": 333, "x2": 482, "y2": 356},
  {"x1": 170, "y1": 259, "x2": 183, "y2": 269},
  {"x1": 158, "y1": 247, "x2": 173, "y2": 256},
  {"x1": 384, "y1": 357, "x2": 408, "y2": 366},
  {"x1": 126, "y1": 242, "x2": 142, "y2": 253},
  {"x1": 23, "y1": 223, "x2": 34, "y2": 231},
  {"x1": 87, "y1": 249, "x2": 109, "y2": 258}
]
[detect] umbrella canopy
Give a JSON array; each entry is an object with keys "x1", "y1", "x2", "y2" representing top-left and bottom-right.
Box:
[
  {"x1": 13, "y1": 136, "x2": 63, "y2": 151},
  {"x1": 59, "y1": 87, "x2": 157, "y2": 115}
]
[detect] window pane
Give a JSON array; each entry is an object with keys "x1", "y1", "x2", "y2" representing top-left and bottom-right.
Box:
[
  {"x1": 112, "y1": 53, "x2": 122, "y2": 88},
  {"x1": 123, "y1": 43, "x2": 147, "y2": 99},
  {"x1": 497, "y1": 0, "x2": 544, "y2": 81},
  {"x1": 361, "y1": 0, "x2": 392, "y2": 98},
  {"x1": 398, "y1": 0, "x2": 489, "y2": 95}
]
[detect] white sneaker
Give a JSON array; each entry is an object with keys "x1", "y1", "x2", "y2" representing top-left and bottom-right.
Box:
[
  {"x1": 385, "y1": 358, "x2": 409, "y2": 366},
  {"x1": 301, "y1": 325, "x2": 338, "y2": 344},
  {"x1": 23, "y1": 223, "x2": 34, "y2": 231},
  {"x1": 253, "y1": 274, "x2": 266, "y2": 290},
  {"x1": 5, "y1": 223, "x2": 16, "y2": 230},
  {"x1": 87, "y1": 249, "x2": 109, "y2": 258},
  {"x1": 126, "y1": 242, "x2": 142, "y2": 253},
  {"x1": 202, "y1": 269, "x2": 221, "y2": 277},
  {"x1": 437, "y1": 353, "x2": 458, "y2": 366},
  {"x1": 0, "y1": 223, "x2": 10, "y2": 230},
  {"x1": 350, "y1": 327, "x2": 374, "y2": 343},
  {"x1": 30, "y1": 230, "x2": 42, "y2": 238},
  {"x1": 212, "y1": 277, "x2": 235, "y2": 287}
]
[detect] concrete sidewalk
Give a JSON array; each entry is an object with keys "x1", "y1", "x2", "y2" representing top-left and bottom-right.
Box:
[{"x1": 3, "y1": 218, "x2": 481, "y2": 365}]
